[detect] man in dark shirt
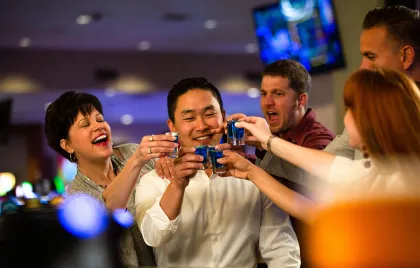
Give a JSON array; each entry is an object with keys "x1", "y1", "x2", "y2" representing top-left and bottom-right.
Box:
[
  {"x1": 228, "y1": 60, "x2": 334, "y2": 267},
  {"x1": 254, "y1": 60, "x2": 334, "y2": 190},
  {"x1": 255, "y1": 60, "x2": 335, "y2": 268}
]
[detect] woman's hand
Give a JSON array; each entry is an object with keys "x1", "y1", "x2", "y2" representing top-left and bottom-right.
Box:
[
  {"x1": 235, "y1": 116, "x2": 272, "y2": 150},
  {"x1": 217, "y1": 150, "x2": 254, "y2": 179},
  {"x1": 136, "y1": 134, "x2": 178, "y2": 166}
]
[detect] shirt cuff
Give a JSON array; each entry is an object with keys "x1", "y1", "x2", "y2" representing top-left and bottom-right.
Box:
[{"x1": 145, "y1": 197, "x2": 180, "y2": 232}]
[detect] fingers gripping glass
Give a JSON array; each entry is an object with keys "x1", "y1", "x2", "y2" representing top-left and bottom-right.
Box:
[
  {"x1": 195, "y1": 145, "x2": 209, "y2": 170},
  {"x1": 165, "y1": 132, "x2": 179, "y2": 158},
  {"x1": 208, "y1": 146, "x2": 227, "y2": 175},
  {"x1": 227, "y1": 120, "x2": 245, "y2": 146}
]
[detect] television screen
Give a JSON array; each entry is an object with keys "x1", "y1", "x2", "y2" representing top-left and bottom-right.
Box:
[{"x1": 252, "y1": 0, "x2": 346, "y2": 74}]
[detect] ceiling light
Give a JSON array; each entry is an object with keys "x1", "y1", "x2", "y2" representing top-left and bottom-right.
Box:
[
  {"x1": 247, "y1": 88, "x2": 260, "y2": 98},
  {"x1": 245, "y1": 43, "x2": 258, "y2": 54},
  {"x1": 19, "y1": 38, "x2": 31, "y2": 47},
  {"x1": 76, "y1": 15, "x2": 92, "y2": 25},
  {"x1": 137, "y1": 41, "x2": 151, "y2": 51},
  {"x1": 204, "y1": 19, "x2": 217, "y2": 29},
  {"x1": 120, "y1": 114, "x2": 133, "y2": 125}
]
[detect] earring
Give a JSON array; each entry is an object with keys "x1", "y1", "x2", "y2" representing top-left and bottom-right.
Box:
[
  {"x1": 69, "y1": 152, "x2": 77, "y2": 163},
  {"x1": 362, "y1": 145, "x2": 371, "y2": 168}
]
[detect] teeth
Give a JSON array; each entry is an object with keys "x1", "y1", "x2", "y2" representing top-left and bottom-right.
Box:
[
  {"x1": 93, "y1": 135, "x2": 107, "y2": 143},
  {"x1": 196, "y1": 136, "x2": 210, "y2": 141}
]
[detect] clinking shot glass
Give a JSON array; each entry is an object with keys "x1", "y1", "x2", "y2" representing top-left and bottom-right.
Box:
[
  {"x1": 227, "y1": 120, "x2": 245, "y2": 146},
  {"x1": 208, "y1": 146, "x2": 227, "y2": 175},
  {"x1": 165, "y1": 132, "x2": 179, "y2": 158},
  {"x1": 195, "y1": 145, "x2": 209, "y2": 170}
]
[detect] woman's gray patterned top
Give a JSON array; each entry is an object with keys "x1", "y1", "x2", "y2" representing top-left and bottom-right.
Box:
[{"x1": 68, "y1": 143, "x2": 156, "y2": 266}]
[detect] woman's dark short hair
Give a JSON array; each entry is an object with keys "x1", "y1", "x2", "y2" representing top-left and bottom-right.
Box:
[
  {"x1": 44, "y1": 91, "x2": 103, "y2": 160},
  {"x1": 167, "y1": 77, "x2": 224, "y2": 123}
]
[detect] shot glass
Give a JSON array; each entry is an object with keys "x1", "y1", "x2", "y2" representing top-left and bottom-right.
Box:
[
  {"x1": 165, "y1": 132, "x2": 179, "y2": 158},
  {"x1": 195, "y1": 145, "x2": 209, "y2": 169},
  {"x1": 227, "y1": 120, "x2": 245, "y2": 146},
  {"x1": 208, "y1": 146, "x2": 227, "y2": 175}
]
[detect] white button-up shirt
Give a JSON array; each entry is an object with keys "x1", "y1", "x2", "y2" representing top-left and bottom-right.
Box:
[{"x1": 135, "y1": 170, "x2": 300, "y2": 268}]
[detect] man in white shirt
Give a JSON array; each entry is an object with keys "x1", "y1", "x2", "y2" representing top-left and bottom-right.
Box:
[{"x1": 135, "y1": 77, "x2": 300, "y2": 268}]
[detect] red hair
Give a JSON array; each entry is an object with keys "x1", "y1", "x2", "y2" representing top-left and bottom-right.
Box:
[{"x1": 344, "y1": 68, "x2": 420, "y2": 169}]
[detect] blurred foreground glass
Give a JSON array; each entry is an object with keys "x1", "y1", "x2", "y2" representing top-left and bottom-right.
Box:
[
  {"x1": 0, "y1": 193, "x2": 129, "y2": 268},
  {"x1": 195, "y1": 145, "x2": 208, "y2": 169},
  {"x1": 227, "y1": 120, "x2": 245, "y2": 146},
  {"x1": 208, "y1": 146, "x2": 227, "y2": 175},
  {"x1": 165, "y1": 132, "x2": 179, "y2": 158},
  {"x1": 308, "y1": 198, "x2": 420, "y2": 268}
]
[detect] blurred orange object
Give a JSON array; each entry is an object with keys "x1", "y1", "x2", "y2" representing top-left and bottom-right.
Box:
[
  {"x1": 50, "y1": 196, "x2": 64, "y2": 206},
  {"x1": 308, "y1": 198, "x2": 420, "y2": 268}
]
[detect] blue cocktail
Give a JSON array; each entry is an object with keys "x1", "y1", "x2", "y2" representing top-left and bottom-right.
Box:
[
  {"x1": 227, "y1": 120, "x2": 245, "y2": 146},
  {"x1": 195, "y1": 145, "x2": 208, "y2": 169},
  {"x1": 208, "y1": 146, "x2": 226, "y2": 175}
]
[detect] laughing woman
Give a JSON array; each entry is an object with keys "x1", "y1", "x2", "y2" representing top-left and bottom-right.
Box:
[{"x1": 44, "y1": 91, "x2": 178, "y2": 266}]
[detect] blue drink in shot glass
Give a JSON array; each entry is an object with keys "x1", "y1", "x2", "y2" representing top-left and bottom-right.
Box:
[
  {"x1": 227, "y1": 120, "x2": 245, "y2": 146},
  {"x1": 195, "y1": 145, "x2": 208, "y2": 169},
  {"x1": 165, "y1": 132, "x2": 179, "y2": 158},
  {"x1": 208, "y1": 146, "x2": 227, "y2": 175}
]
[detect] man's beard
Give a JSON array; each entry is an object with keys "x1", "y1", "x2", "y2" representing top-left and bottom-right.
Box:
[{"x1": 270, "y1": 119, "x2": 295, "y2": 137}]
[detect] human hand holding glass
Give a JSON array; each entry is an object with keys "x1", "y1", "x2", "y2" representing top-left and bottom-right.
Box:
[
  {"x1": 208, "y1": 146, "x2": 228, "y2": 175},
  {"x1": 136, "y1": 134, "x2": 178, "y2": 166},
  {"x1": 227, "y1": 119, "x2": 245, "y2": 146},
  {"x1": 194, "y1": 145, "x2": 209, "y2": 170},
  {"x1": 155, "y1": 147, "x2": 200, "y2": 181},
  {"x1": 211, "y1": 113, "x2": 264, "y2": 149},
  {"x1": 234, "y1": 116, "x2": 272, "y2": 150},
  {"x1": 210, "y1": 113, "x2": 248, "y2": 136},
  {"x1": 216, "y1": 150, "x2": 254, "y2": 179},
  {"x1": 169, "y1": 147, "x2": 203, "y2": 188},
  {"x1": 165, "y1": 132, "x2": 179, "y2": 158}
]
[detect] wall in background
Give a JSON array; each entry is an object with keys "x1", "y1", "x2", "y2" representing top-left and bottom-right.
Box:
[
  {"x1": 0, "y1": 134, "x2": 27, "y2": 182},
  {"x1": 0, "y1": 125, "x2": 46, "y2": 183},
  {"x1": 0, "y1": 0, "x2": 387, "y2": 181},
  {"x1": 0, "y1": 50, "x2": 263, "y2": 93},
  {"x1": 331, "y1": 0, "x2": 384, "y2": 131}
]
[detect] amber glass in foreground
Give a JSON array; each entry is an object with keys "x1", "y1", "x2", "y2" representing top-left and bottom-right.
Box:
[{"x1": 308, "y1": 198, "x2": 420, "y2": 268}]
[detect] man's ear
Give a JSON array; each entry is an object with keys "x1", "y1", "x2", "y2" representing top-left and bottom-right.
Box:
[
  {"x1": 167, "y1": 119, "x2": 176, "y2": 132},
  {"x1": 298, "y1": 93, "x2": 308, "y2": 109},
  {"x1": 60, "y1": 139, "x2": 73, "y2": 154},
  {"x1": 221, "y1": 109, "x2": 226, "y2": 122},
  {"x1": 401, "y1": 45, "x2": 415, "y2": 70}
]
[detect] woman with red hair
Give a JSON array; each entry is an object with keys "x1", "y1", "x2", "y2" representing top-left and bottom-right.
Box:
[{"x1": 218, "y1": 67, "x2": 420, "y2": 224}]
